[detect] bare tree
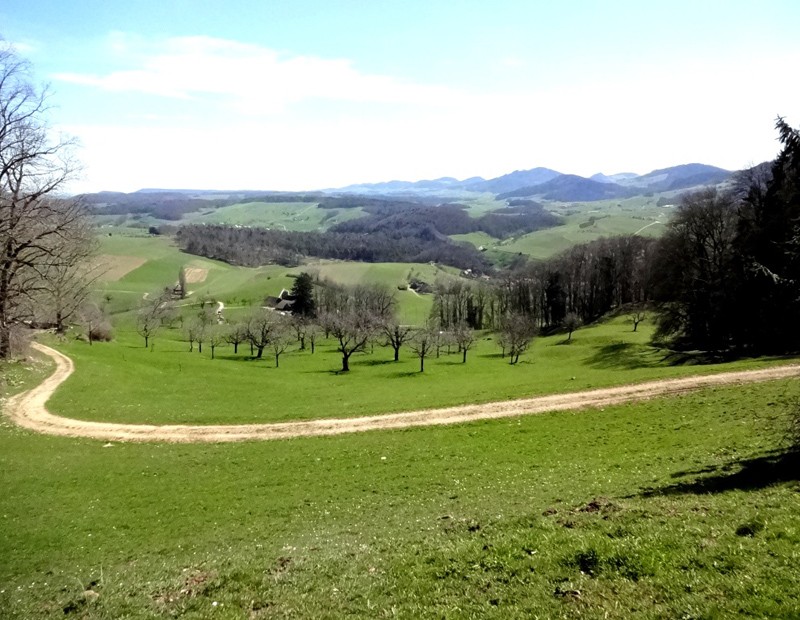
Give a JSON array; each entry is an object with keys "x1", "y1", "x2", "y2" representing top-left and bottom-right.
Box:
[
  {"x1": 245, "y1": 309, "x2": 279, "y2": 359},
  {"x1": 499, "y1": 313, "x2": 536, "y2": 365},
  {"x1": 306, "y1": 321, "x2": 320, "y2": 354},
  {"x1": 0, "y1": 45, "x2": 84, "y2": 357},
  {"x1": 319, "y1": 309, "x2": 375, "y2": 372},
  {"x1": 381, "y1": 321, "x2": 413, "y2": 362},
  {"x1": 291, "y1": 315, "x2": 308, "y2": 350},
  {"x1": 562, "y1": 312, "x2": 581, "y2": 341},
  {"x1": 630, "y1": 309, "x2": 646, "y2": 332},
  {"x1": 207, "y1": 324, "x2": 226, "y2": 360},
  {"x1": 136, "y1": 289, "x2": 172, "y2": 348},
  {"x1": 452, "y1": 321, "x2": 477, "y2": 363},
  {"x1": 270, "y1": 319, "x2": 293, "y2": 367},
  {"x1": 77, "y1": 301, "x2": 112, "y2": 345},
  {"x1": 408, "y1": 323, "x2": 437, "y2": 372},
  {"x1": 224, "y1": 322, "x2": 248, "y2": 354}
]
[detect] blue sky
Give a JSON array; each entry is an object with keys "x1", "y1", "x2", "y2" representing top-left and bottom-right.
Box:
[{"x1": 2, "y1": 0, "x2": 798, "y2": 192}]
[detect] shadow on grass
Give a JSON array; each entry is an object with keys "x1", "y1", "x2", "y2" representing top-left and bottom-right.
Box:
[
  {"x1": 388, "y1": 370, "x2": 423, "y2": 378},
  {"x1": 586, "y1": 342, "x2": 661, "y2": 370},
  {"x1": 361, "y1": 359, "x2": 397, "y2": 367},
  {"x1": 638, "y1": 448, "x2": 800, "y2": 496}
]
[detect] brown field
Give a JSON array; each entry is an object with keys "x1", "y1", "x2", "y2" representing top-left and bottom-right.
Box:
[{"x1": 94, "y1": 255, "x2": 147, "y2": 281}]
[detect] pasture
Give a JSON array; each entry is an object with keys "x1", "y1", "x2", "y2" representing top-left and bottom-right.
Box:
[
  {"x1": 2, "y1": 230, "x2": 799, "y2": 618},
  {"x1": 1, "y1": 349, "x2": 798, "y2": 618}
]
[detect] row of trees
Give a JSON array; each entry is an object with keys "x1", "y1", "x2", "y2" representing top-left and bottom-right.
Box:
[
  {"x1": 430, "y1": 234, "x2": 655, "y2": 332},
  {"x1": 652, "y1": 118, "x2": 800, "y2": 353},
  {"x1": 137, "y1": 280, "x2": 542, "y2": 371}
]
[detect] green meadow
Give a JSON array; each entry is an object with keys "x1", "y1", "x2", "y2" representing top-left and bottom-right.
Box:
[
  {"x1": 45, "y1": 315, "x2": 796, "y2": 426},
  {"x1": 2, "y1": 231, "x2": 799, "y2": 618},
  {"x1": 454, "y1": 196, "x2": 670, "y2": 260},
  {"x1": 1, "y1": 352, "x2": 798, "y2": 618}
]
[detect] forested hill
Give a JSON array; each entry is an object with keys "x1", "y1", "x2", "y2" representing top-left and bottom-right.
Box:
[
  {"x1": 328, "y1": 200, "x2": 560, "y2": 239},
  {"x1": 176, "y1": 225, "x2": 490, "y2": 271}
]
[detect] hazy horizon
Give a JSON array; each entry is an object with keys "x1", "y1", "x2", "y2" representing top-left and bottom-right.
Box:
[{"x1": 3, "y1": 0, "x2": 798, "y2": 194}]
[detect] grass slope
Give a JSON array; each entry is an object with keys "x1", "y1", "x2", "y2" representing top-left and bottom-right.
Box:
[
  {"x1": 1, "y1": 356, "x2": 797, "y2": 618},
  {"x1": 45, "y1": 316, "x2": 798, "y2": 426},
  {"x1": 95, "y1": 233, "x2": 438, "y2": 323}
]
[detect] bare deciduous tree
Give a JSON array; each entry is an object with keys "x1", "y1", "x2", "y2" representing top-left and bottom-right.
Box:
[
  {"x1": 0, "y1": 45, "x2": 85, "y2": 357},
  {"x1": 136, "y1": 289, "x2": 172, "y2": 348},
  {"x1": 245, "y1": 309, "x2": 280, "y2": 359},
  {"x1": 408, "y1": 323, "x2": 438, "y2": 372},
  {"x1": 452, "y1": 321, "x2": 477, "y2": 363},
  {"x1": 224, "y1": 322, "x2": 248, "y2": 354},
  {"x1": 499, "y1": 313, "x2": 536, "y2": 365},
  {"x1": 269, "y1": 319, "x2": 292, "y2": 367},
  {"x1": 319, "y1": 310, "x2": 375, "y2": 372},
  {"x1": 381, "y1": 321, "x2": 413, "y2": 362},
  {"x1": 562, "y1": 312, "x2": 581, "y2": 341}
]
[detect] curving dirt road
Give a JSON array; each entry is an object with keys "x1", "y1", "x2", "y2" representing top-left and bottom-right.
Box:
[{"x1": 5, "y1": 342, "x2": 800, "y2": 444}]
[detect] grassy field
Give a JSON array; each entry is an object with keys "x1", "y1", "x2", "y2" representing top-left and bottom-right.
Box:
[
  {"x1": 1, "y1": 350, "x2": 798, "y2": 618},
  {"x1": 453, "y1": 197, "x2": 670, "y2": 260},
  {"x1": 42, "y1": 314, "x2": 797, "y2": 426},
  {"x1": 182, "y1": 201, "x2": 366, "y2": 231},
  {"x1": 94, "y1": 232, "x2": 439, "y2": 323}
]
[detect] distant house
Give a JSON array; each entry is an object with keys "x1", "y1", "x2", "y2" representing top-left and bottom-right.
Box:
[{"x1": 264, "y1": 293, "x2": 296, "y2": 314}]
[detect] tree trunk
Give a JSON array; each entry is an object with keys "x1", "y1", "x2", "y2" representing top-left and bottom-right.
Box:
[
  {"x1": 275, "y1": 353, "x2": 280, "y2": 368},
  {"x1": 462, "y1": 349, "x2": 467, "y2": 363},
  {"x1": 211, "y1": 346, "x2": 216, "y2": 360},
  {"x1": 341, "y1": 353, "x2": 350, "y2": 372},
  {"x1": 233, "y1": 342, "x2": 238, "y2": 354},
  {"x1": 198, "y1": 342, "x2": 202, "y2": 353},
  {"x1": 299, "y1": 336, "x2": 305, "y2": 350},
  {"x1": 144, "y1": 335, "x2": 149, "y2": 348},
  {"x1": 256, "y1": 346, "x2": 264, "y2": 358},
  {"x1": 0, "y1": 271, "x2": 10, "y2": 359},
  {"x1": 311, "y1": 340, "x2": 315, "y2": 354},
  {"x1": 420, "y1": 356, "x2": 425, "y2": 372},
  {"x1": 393, "y1": 346, "x2": 400, "y2": 362}
]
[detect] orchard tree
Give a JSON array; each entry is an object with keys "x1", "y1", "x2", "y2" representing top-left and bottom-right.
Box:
[
  {"x1": 381, "y1": 320, "x2": 413, "y2": 362},
  {"x1": 408, "y1": 323, "x2": 438, "y2": 372},
  {"x1": 319, "y1": 309, "x2": 375, "y2": 372},
  {"x1": 499, "y1": 313, "x2": 536, "y2": 365},
  {"x1": 452, "y1": 321, "x2": 477, "y2": 363}
]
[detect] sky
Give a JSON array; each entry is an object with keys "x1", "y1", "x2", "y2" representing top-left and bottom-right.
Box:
[{"x1": 2, "y1": 0, "x2": 799, "y2": 193}]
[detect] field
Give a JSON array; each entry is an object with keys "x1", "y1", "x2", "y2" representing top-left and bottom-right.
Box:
[
  {"x1": 3, "y1": 228, "x2": 799, "y2": 618},
  {"x1": 2, "y1": 350, "x2": 798, "y2": 618},
  {"x1": 95, "y1": 231, "x2": 441, "y2": 324},
  {"x1": 455, "y1": 196, "x2": 670, "y2": 260},
  {"x1": 182, "y1": 201, "x2": 366, "y2": 231}
]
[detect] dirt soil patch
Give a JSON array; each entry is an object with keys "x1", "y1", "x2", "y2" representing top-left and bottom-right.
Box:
[
  {"x1": 94, "y1": 255, "x2": 147, "y2": 281},
  {"x1": 5, "y1": 343, "x2": 800, "y2": 444},
  {"x1": 183, "y1": 267, "x2": 208, "y2": 283}
]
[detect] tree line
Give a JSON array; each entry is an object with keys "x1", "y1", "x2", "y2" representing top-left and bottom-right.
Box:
[{"x1": 175, "y1": 224, "x2": 490, "y2": 271}]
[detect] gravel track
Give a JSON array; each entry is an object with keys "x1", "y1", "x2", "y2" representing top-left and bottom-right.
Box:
[{"x1": 6, "y1": 342, "x2": 800, "y2": 444}]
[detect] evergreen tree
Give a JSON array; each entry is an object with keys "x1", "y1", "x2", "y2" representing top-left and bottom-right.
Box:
[{"x1": 290, "y1": 272, "x2": 316, "y2": 317}]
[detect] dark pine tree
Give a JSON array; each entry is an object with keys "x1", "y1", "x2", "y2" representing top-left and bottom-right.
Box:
[{"x1": 290, "y1": 272, "x2": 316, "y2": 317}]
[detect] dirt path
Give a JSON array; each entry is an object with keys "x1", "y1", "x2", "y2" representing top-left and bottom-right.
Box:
[{"x1": 6, "y1": 342, "x2": 800, "y2": 444}]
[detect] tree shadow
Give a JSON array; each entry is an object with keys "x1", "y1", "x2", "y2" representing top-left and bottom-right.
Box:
[
  {"x1": 388, "y1": 370, "x2": 423, "y2": 378},
  {"x1": 361, "y1": 359, "x2": 396, "y2": 367},
  {"x1": 586, "y1": 342, "x2": 660, "y2": 370},
  {"x1": 637, "y1": 448, "x2": 800, "y2": 497}
]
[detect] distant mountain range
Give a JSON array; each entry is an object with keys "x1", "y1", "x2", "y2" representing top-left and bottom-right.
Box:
[{"x1": 338, "y1": 163, "x2": 733, "y2": 202}]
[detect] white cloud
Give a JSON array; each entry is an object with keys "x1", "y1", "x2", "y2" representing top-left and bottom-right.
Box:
[
  {"x1": 53, "y1": 34, "x2": 800, "y2": 192},
  {"x1": 54, "y1": 34, "x2": 458, "y2": 115}
]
